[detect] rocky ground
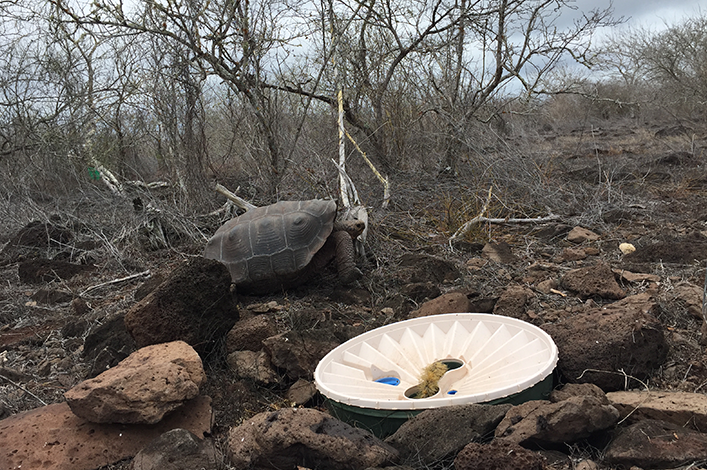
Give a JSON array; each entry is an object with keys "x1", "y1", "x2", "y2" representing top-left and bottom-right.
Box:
[{"x1": 1, "y1": 120, "x2": 707, "y2": 469}]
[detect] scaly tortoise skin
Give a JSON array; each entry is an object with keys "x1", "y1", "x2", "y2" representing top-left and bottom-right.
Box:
[{"x1": 203, "y1": 199, "x2": 364, "y2": 294}]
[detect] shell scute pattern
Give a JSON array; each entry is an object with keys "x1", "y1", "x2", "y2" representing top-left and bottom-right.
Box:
[{"x1": 204, "y1": 199, "x2": 337, "y2": 289}]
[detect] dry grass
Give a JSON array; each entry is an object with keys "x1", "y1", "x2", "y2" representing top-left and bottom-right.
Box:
[{"x1": 1, "y1": 113, "x2": 707, "y2": 470}]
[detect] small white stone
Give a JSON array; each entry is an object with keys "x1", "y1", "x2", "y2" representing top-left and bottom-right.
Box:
[{"x1": 619, "y1": 243, "x2": 636, "y2": 254}]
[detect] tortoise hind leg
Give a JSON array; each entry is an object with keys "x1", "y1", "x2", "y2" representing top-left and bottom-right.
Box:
[{"x1": 331, "y1": 231, "x2": 362, "y2": 284}]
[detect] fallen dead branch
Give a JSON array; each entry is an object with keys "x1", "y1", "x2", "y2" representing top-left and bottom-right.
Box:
[
  {"x1": 81, "y1": 270, "x2": 151, "y2": 296},
  {"x1": 214, "y1": 184, "x2": 257, "y2": 212},
  {"x1": 449, "y1": 187, "x2": 560, "y2": 245},
  {"x1": 0, "y1": 370, "x2": 47, "y2": 406}
]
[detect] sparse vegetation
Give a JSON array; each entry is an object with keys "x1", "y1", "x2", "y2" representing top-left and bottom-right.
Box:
[{"x1": 2, "y1": 2, "x2": 707, "y2": 469}]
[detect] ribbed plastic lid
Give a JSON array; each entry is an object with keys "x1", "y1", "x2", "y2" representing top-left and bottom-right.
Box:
[{"x1": 314, "y1": 313, "x2": 558, "y2": 410}]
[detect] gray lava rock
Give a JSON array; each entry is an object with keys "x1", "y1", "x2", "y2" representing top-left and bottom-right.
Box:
[
  {"x1": 18, "y1": 258, "x2": 94, "y2": 284},
  {"x1": 605, "y1": 419, "x2": 707, "y2": 469},
  {"x1": 227, "y1": 407, "x2": 398, "y2": 470},
  {"x1": 607, "y1": 391, "x2": 707, "y2": 430},
  {"x1": 124, "y1": 257, "x2": 238, "y2": 353},
  {"x1": 398, "y1": 253, "x2": 461, "y2": 284},
  {"x1": 542, "y1": 293, "x2": 667, "y2": 391},
  {"x1": 132, "y1": 428, "x2": 221, "y2": 470},
  {"x1": 385, "y1": 403, "x2": 512, "y2": 465},
  {"x1": 1, "y1": 220, "x2": 73, "y2": 263},
  {"x1": 262, "y1": 329, "x2": 342, "y2": 380},
  {"x1": 226, "y1": 349, "x2": 279, "y2": 384},
  {"x1": 83, "y1": 314, "x2": 137, "y2": 378},
  {"x1": 495, "y1": 396, "x2": 619, "y2": 445},
  {"x1": 481, "y1": 241, "x2": 519, "y2": 263},
  {"x1": 286, "y1": 379, "x2": 317, "y2": 405}
]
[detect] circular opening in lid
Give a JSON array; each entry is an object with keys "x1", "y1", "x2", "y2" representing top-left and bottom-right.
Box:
[{"x1": 440, "y1": 359, "x2": 464, "y2": 370}]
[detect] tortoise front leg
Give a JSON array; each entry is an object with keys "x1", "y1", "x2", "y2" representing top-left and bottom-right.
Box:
[{"x1": 331, "y1": 231, "x2": 362, "y2": 285}]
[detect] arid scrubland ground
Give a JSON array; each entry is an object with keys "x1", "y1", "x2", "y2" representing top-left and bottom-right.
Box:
[
  {"x1": 2, "y1": 1, "x2": 707, "y2": 467},
  {"x1": 1, "y1": 111, "x2": 707, "y2": 469}
]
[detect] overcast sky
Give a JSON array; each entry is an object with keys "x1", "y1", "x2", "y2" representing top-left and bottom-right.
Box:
[{"x1": 581, "y1": 0, "x2": 704, "y2": 32}]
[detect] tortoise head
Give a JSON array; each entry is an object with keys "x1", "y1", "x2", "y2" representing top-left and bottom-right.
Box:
[{"x1": 337, "y1": 219, "x2": 366, "y2": 239}]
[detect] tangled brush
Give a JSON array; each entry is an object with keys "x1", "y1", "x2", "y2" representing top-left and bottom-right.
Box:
[{"x1": 413, "y1": 361, "x2": 448, "y2": 398}]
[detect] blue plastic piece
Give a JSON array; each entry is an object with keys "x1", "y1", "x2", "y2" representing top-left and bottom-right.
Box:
[{"x1": 374, "y1": 377, "x2": 400, "y2": 386}]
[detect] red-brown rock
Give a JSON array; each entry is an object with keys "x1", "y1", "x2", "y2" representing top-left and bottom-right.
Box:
[
  {"x1": 409, "y1": 292, "x2": 471, "y2": 318},
  {"x1": 454, "y1": 440, "x2": 545, "y2": 470},
  {"x1": 493, "y1": 285, "x2": 533, "y2": 319},
  {"x1": 566, "y1": 226, "x2": 600, "y2": 243},
  {"x1": 64, "y1": 341, "x2": 206, "y2": 424},
  {"x1": 0, "y1": 396, "x2": 212, "y2": 470},
  {"x1": 225, "y1": 314, "x2": 278, "y2": 353},
  {"x1": 561, "y1": 262, "x2": 625, "y2": 299}
]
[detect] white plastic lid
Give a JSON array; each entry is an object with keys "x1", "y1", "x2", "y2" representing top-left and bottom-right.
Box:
[{"x1": 314, "y1": 313, "x2": 558, "y2": 410}]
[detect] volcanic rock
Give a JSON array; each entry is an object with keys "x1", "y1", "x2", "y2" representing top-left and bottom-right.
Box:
[
  {"x1": 397, "y1": 253, "x2": 461, "y2": 284},
  {"x1": 454, "y1": 440, "x2": 546, "y2": 470},
  {"x1": 409, "y1": 291, "x2": 472, "y2": 318},
  {"x1": 561, "y1": 262, "x2": 625, "y2": 299},
  {"x1": 225, "y1": 314, "x2": 278, "y2": 353},
  {"x1": 227, "y1": 349, "x2": 279, "y2": 384},
  {"x1": 495, "y1": 396, "x2": 619, "y2": 445},
  {"x1": 481, "y1": 241, "x2": 519, "y2": 263},
  {"x1": 550, "y1": 383, "x2": 609, "y2": 403},
  {"x1": 493, "y1": 285, "x2": 533, "y2": 319},
  {"x1": 124, "y1": 257, "x2": 238, "y2": 352},
  {"x1": 607, "y1": 391, "x2": 707, "y2": 429},
  {"x1": 0, "y1": 396, "x2": 212, "y2": 470},
  {"x1": 262, "y1": 329, "x2": 341, "y2": 380},
  {"x1": 131, "y1": 428, "x2": 221, "y2": 470},
  {"x1": 65, "y1": 340, "x2": 206, "y2": 424},
  {"x1": 385, "y1": 403, "x2": 512, "y2": 465},
  {"x1": 605, "y1": 419, "x2": 707, "y2": 469},
  {"x1": 18, "y1": 258, "x2": 94, "y2": 284},
  {"x1": 82, "y1": 313, "x2": 136, "y2": 377},
  {"x1": 227, "y1": 407, "x2": 398, "y2": 470},
  {"x1": 566, "y1": 226, "x2": 600, "y2": 243},
  {"x1": 0, "y1": 220, "x2": 73, "y2": 263},
  {"x1": 542, "y1": 293, "x2": 667, "y2": 391},
  {"x1": 286, "y1": 379, "x2": 317, "y2": 405}
]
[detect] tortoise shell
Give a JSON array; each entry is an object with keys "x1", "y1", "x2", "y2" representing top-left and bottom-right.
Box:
[{"x1": 204, "y1": 199, "x2": 337, "y2": 291}]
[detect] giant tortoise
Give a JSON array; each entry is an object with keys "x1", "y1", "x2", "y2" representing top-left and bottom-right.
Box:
[{"x1": 203, "y1": 199, "x2": 365, "y2": 294}]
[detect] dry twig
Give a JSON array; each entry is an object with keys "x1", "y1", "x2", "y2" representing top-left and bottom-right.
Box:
[
  {"x1": 449, "y1": 187, "x2": 560, "y2": 244},
  {"x1": 81, "y1": 270, "x2": 151, "y2": 296},
  {"x1": 214, "y1": 184, "x2": 257, "y2": 212}
]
